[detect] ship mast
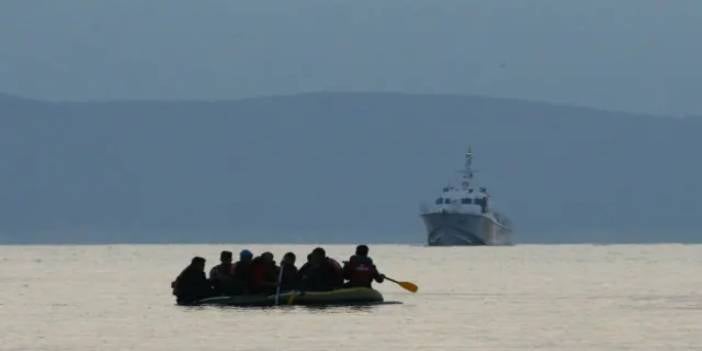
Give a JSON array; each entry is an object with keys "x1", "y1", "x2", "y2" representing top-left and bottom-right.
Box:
[{"x1": 461, "y1": 147, "x2": 474, "y2": 190}]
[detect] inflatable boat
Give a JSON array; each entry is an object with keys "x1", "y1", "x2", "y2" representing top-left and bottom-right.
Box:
[{"x1": 195, "y1": 287, "x2": 384, "y2": 307}]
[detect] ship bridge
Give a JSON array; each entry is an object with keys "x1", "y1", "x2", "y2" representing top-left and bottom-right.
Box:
[{"x1": 426, "y1": 148, "x2": 491, "y2": 215}]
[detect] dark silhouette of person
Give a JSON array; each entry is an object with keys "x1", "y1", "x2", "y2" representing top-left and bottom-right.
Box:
[
  {"x1": 209, "y1": 251, "x2": 236, "y2": 295},
  {"x1": 230, "y1": 249, "x2": 254, "y2": 294},
  {"x1": 249, "y1": 252, "x2": 278, "y2": 294},
  {"x1": 279, "y1": 252, "x2": 299, "y2": 292},
  {"x1": 342, "y1": 244, "x2": 384, "y2": 288},
  {"x1": 171, "y1": 256, "x2": 214, "y2": 305},
  {"x1": 298, "y1": 247, "x2": 343, "y2": 291}
]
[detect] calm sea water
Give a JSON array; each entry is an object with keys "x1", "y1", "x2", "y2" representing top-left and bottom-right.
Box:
[{"x1": 1, "y1": 244, "x2": 700, "y2": 350}]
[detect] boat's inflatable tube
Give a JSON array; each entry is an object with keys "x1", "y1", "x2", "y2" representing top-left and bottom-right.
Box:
[{"x1": 196, "y1": 287, "x2": 384, "y2": 306}]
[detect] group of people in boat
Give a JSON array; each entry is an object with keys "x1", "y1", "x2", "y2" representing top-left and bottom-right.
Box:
[{"x1": 171, "y1": 245, "x2": 385, "y2": 305}]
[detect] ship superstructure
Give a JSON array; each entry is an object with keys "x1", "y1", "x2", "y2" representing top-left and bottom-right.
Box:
[{"x1": 421, "y1": 149, "x2": 512, "y2": 245}]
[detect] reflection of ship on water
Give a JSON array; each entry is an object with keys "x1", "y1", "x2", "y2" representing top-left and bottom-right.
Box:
[{"x1": 421, "y1": 148, "x2": 512, "y2": 246}]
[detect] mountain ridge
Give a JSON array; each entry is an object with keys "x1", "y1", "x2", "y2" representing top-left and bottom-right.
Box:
[
  {"x1": 2, "y1": 92, "x2": 700, "y2": 244},
  {"x1": 0, "y1": 90, "x2": 678, "y2": 119}
]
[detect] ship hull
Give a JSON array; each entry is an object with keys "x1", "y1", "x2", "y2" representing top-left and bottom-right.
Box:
[{"x1": 422, "y1": 212, "x2": 512, "y2": 246}]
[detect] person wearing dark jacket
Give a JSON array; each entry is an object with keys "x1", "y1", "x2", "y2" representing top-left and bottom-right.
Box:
[
  {"x1": 171, "y1": 256, "x2": 214, "y2": 305},
  {"x1": 279, "y1": 252, "x2": 299, "y2": 292},
  {"x1": 343, "y1": 245, "x2": 384, "y2": 288},
  {"x1": 231, "y1": 249, "x2": 254, "y2": 294},
  {"x1": 298, "y1": 247, "x2": 343, "y2": 291},
  {"x1": 248, "y1": 252, "x2": 278, "y2": 294},
  {"x1": 209, "y1": 251, "x2": 236, "y2": 295}
]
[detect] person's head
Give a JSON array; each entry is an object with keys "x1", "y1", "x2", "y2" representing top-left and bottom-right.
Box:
[
  {"x1": 260, "y1": 251, "x2": 274, "y2": 264},
  {"x1": 239, "y1": 249, "x2": 253, "y2": 262},
  {"x1": 310, "y1": 247, "x2": 326, "y2": 265},
  {"x1": 191, "y1": 256, "x2": 206, "y2": 271},
  {"x1": 283, "y1": 252, "x2": 296, "y2": 266},
  {"x1": 220, "y1": 250, "x2": 233, "y2": 264},
  {"x1": 312, "y1": 247, "x2": 326, "y2": 258},
  {"x1": 355, "y1": 245, "x2": 369, "y2": 257}
]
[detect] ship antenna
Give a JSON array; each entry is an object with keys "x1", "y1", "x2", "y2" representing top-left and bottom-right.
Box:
[{"x1": 461, "y1": 146, "x2": 474, "y2": 189}]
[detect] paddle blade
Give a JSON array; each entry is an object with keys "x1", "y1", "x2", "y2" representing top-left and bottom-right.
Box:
[{"x1": 397, "y1": 281, "x2": 418, "y2": 293}]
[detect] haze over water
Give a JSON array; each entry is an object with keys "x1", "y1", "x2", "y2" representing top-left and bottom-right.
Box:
[{"x1": 1, "y1": 244, "x2": 700, "y2": 350}]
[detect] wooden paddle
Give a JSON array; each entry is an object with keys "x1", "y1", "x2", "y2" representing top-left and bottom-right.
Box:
[{"x1": 384, "y1": 276, "x2": 418, "y2": 293}]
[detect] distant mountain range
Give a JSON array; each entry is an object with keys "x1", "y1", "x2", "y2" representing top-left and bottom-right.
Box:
[{"x1": 2, "y1": 92, "x2": 700, "y2": 244}]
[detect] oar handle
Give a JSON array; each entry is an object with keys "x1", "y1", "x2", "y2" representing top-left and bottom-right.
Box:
[{"x1": 384, "y1": 276, "x2": 400, "y2": 284}]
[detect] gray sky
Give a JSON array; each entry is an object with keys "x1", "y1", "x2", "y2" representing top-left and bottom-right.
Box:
[{"x1": 1, "y1": 0, "x2": 700, "y2": 115}]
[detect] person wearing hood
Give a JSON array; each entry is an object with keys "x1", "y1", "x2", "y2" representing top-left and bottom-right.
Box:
[
  {"x1": 230, "y1": 249, "x2": 254, "y2": 294},
  {"x1": 171, "y1": 256, "x2": 214, "y2": 305}
]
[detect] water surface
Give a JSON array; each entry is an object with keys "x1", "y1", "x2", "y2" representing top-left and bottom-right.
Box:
[{"x1": 1, "y1": 244, "x2": 700, "y2": 350}]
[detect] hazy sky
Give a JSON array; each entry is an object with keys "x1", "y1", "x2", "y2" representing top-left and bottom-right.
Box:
[{"x1": 1, "y1": 0, "x2": 700, "y2": 115}]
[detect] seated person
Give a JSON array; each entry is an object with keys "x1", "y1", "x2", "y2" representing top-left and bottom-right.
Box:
[
  {"x1": 342, "y1": 245, "x2": 384, "y2": 288},
  {"x1": 298, "y1": 247, "x2": 343, "y2": 291},
  {"x1": 209, "y1": 250, "x2": 236, "y2": 295},
  {"x1": 231, "y1": 249, "x2": 254, "y2": 294},
  {"x1": 171, "y1": 256, "x2": 214, "y2": 305},
  {"x1": 248, "y1": 252, "x2": 278, "y2": 295},
  {"x1": 279, "y1": 252, "x2": 299, "y2": 292}
]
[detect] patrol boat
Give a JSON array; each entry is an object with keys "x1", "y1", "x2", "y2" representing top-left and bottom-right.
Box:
[{"x1": 421, "y1": 149, "x2": 512, "y2": 246}]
